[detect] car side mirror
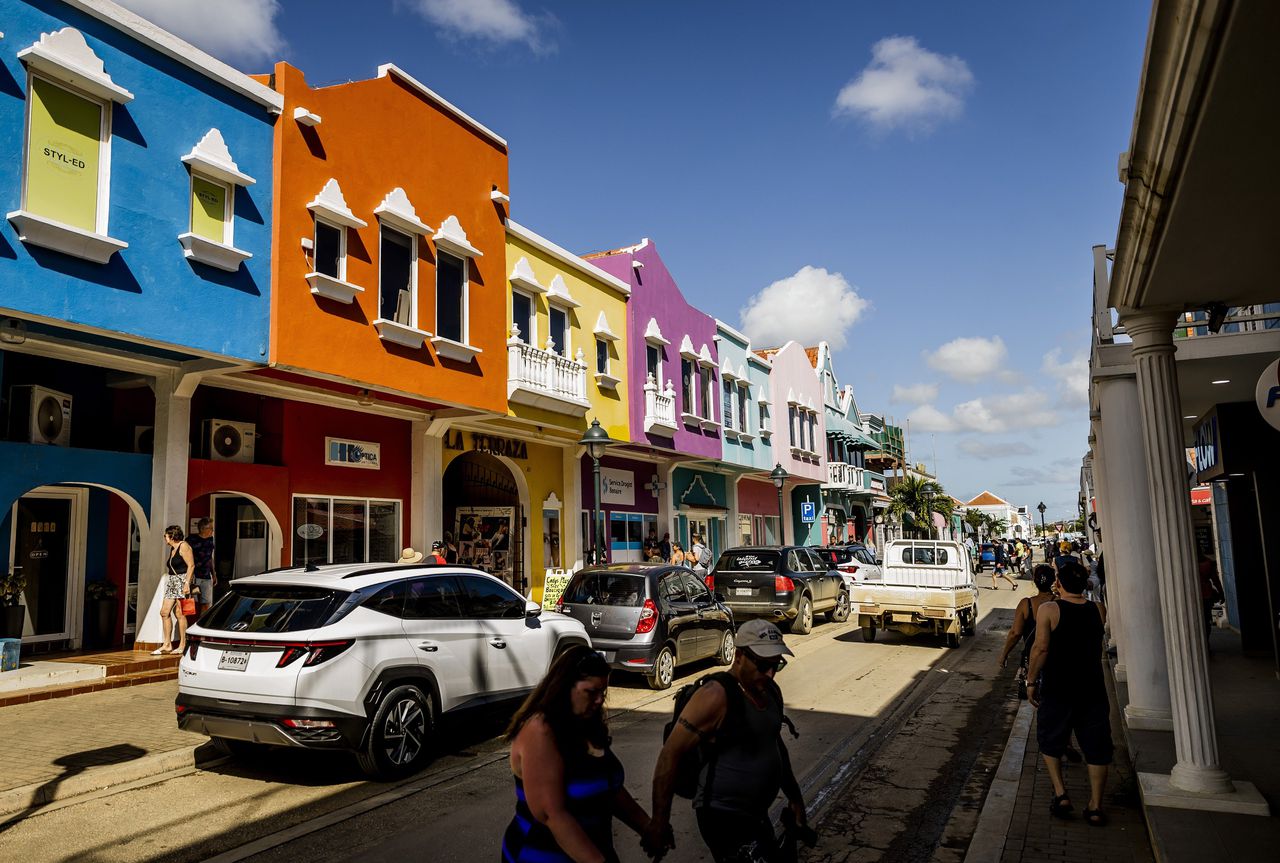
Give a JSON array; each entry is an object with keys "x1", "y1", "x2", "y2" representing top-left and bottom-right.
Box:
[
  {"x1": 875, "y1": 558, "x2": 883, "y2": 566},
  {"x1": 524, "y1": 600, "x2": 542, "y2": 617}
]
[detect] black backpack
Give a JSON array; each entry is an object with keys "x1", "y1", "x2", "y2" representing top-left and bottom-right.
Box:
[{"x1": 662, "y1": 672, "x2": 797, "y2": 799}]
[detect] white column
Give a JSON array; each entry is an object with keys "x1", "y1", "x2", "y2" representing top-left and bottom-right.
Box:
[
  {"x1": 137, "y1": 370, "x2": 192, "y2": 644},
  {"x1": 1094, "y1": 375, "x2": 1173, "y2": 730},
  {"x1": 410, "y1": 420, "x2": 428, "y2": 553},
  {"x1": 420, "y1": 422, "x2": 445, "y2": 548},
  {"x1": 563, "y1": 447, "x2": 583, "y2": 572},
  {"x1": 1125, "y1": 310, "x2": 1232, "y2": 793}
]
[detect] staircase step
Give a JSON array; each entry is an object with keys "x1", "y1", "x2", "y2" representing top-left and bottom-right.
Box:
[{"x1": 0, "y1": 666, "x2": 178, "y2": 708}]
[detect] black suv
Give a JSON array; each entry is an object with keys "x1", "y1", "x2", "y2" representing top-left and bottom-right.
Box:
[{"x1": 709, "y1": 546, "x2": 848, "y2": 634}]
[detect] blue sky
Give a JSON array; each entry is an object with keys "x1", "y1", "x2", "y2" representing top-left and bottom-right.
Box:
[{"x1": 120, "y1": 1, "x2": 1152, "y2": 521}]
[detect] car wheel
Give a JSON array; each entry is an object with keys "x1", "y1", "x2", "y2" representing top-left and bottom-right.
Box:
[
  {"x1": 789, "y1": 596, "x2": 813, "y2": 635},
  {"x1": 357, "y1": 684, "x2": 433, "y2": 779},
  {"x1": 648, "y1": 646, "x2": 675, "y2": 690},
  {"x1": 211, "y1": 737, "x2": 260, "y2": 759},
  {"x1": 861, "y1": 624, "x2": 877, "y2": 642},
  {"x1": 946, "y1": 631, "x2": 962, "y2": 649},
  {"x1": 715, "y1": 629, "x2": 735, "y2": 666},
  {"x1": 827, "y1": 591, "x2": 850, "y2": 623},
  {"x1": 961, "y1": 608, "x2": 977, "y2": 636}
]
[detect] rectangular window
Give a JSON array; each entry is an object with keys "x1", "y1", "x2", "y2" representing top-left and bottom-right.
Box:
[
  {"x1": 379, "y1": 226, "x2": 415, "y2": 325},
  {"x1": 701, "y1": 368, "x2": 714, "y2": 420},
  {"x1": 314, "y1": 219, "x2": 344, "y2": 279},
  {"x1": 738, "y1": 387, "x2": 749, "y2": 433},
  {"x1": 646, "y1": 345, "x2": 660, "y2": 383},
  {"x1": 512, "y1": 291, "x2": 533, "y2": 343},
  {"x1": 789, "y1": 406, "x2": 798, "y2": 446},
  {"x1": 291, "y1": 497, "x2": 401, "y2": 565},
  {"x1": 549, "y1": 306, "x2": 569, "y2": 356},
  {"x1": 723, "y1": 379, "x2": 734, "y2": 428},
  {"x1": 436, "y1": 251, "x2": 466, "y2": 343},
  {"x1": 596, "y1": 338, "x2": 609, "y2": 375},
  {"x1": 25, "y1": 76, "x2": 107, "y2": 232},
  {"x1": 681, "y1": 359, "x2": 695, "y2": 413},
  {"x1": 190, "y1": 175, "x2": 230, "y2": 244},
  {"x1": 759, "y1": 403, "x2": 769, "y2": 433}
]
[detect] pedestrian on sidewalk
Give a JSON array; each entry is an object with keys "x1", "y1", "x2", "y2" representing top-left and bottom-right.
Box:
[
  {"x1": 645, "y1": 619, "x2": 807, "y2": 863},
  {"x1": 990, "y1": 540, "x2": 1016, "y2": 591},
  {"x1": 998, "y1": 564, "x2": 1058, "y2": 698},
  {"x1": 503, "y1": 645, "x2": 656, "y2": 863},
  {"x1": 188, "y1": 517, "x2": 216, "y2": 616},
  {"x1": 1197, "y1": 550, "x2": 1225, "y2": 640},
  {"x1": 1026, "y1": 559, "x2": 1113, "y2": 827},
  {"x1": 156, "y1": 525, "x2": 194, "y2": 656}
]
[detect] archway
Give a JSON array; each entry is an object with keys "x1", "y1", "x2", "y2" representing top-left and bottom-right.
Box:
[
  {"x1": 186, "y1": 489, "x2": 284, "y2": 575},
  {"x1": 443, "y1": 451, "x2": 529, "y2": 591}
]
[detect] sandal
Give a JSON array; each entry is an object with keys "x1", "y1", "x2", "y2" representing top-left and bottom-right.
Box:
[
  {"x1": 1049, "y1": 793, "x2": 1073, "y2": 819},
  {"x1": 151, "y1": 646, "x2": 171, "y2": 656},
  {"x1": 1083, "y1": 807, "x2": 1107, "y2": 827}
]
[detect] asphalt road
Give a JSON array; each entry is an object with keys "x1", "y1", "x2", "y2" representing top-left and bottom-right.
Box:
[{"x1": 0, "y1": 581, "x2": 1031, "y2": 863}]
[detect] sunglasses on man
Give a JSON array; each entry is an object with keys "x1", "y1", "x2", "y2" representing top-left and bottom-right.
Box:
[{"x1": 745, "y1": 651, "x2": 787, "y2": 674}]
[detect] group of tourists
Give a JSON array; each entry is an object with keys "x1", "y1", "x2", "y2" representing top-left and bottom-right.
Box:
[
  {"x1": 642, "y1": 530, "x2": 714, "y2": 574},
  {"x1": 502, "y1": 619, "x2": 805, "y2": 863}
]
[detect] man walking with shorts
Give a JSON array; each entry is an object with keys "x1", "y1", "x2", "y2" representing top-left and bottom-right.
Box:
[{"x1": 1026, "y1": 559, "x2": 1113, "y2": 826}]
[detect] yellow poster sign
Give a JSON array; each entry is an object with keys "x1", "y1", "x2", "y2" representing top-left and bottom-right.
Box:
[
  {"x1": 190, "y1": 176, "x2": 228, "y2": 243},
  {"x1": 25, "y1": 78, "x2": 102, "y2": 232}
]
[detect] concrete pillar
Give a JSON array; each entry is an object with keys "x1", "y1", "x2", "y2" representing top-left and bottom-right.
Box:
[
  {"x1": 420, "y1": 421, "x2": 445, "y2": 550},
  {"x1": 1125, "y1": 309, "x2": 1232, "y2": 794},
  {"x1": 564, "y1": 447, "x2": 583, "y2": 572},
  {"x1": 1094, "y1": 375, "x2": 1173, "y2": 730},
  {"x1": 137, "y1": 370, "x2": 192, "y2": 644}
]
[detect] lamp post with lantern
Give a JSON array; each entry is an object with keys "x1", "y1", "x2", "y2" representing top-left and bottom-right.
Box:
[
  {"x1": 770, "y1": 463, "x2": 788, "y2": 545},
  {"x1": 1037, "y1": 501, "x2": 1047, "y2": 539},
  {"x1": 579, "y1": 419, "x2": 614, "y2": 565}
]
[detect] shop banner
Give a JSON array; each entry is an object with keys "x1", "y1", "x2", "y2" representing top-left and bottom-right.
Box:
[
  {"x1": 456, "y1": 506, "x2": 515, "y2": 584},
  {"x1": 326, "y1": 437, "x2": 381, "y2": 469},
  {"x1": 541, "y1": 569, "x2": 572, "y2": 610},
  {"x1": 1257, "y1": 357, "x2": 1280, "y2": 432},
  {"x1": 27, "y1": 77, "x2": 102, "y2": 232},
  {"x1": 600, "y1": 467, "x2": 635, "y2": 506}
]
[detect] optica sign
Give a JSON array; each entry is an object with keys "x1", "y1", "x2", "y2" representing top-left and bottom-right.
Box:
[{"x1": 1257, "y1": 357, "x2": 1280, "y2": 432}]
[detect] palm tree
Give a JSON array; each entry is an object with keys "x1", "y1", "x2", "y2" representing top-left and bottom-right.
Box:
[
  {"x1": 987, "y1": 516, "x2": 1009, "y2": 540},
  {"x1": 888, "y1": 475, "x2": 947, "y2": 538},
  {"x1": 963, "y1": 509, "x2": 985, "y2": 541}
]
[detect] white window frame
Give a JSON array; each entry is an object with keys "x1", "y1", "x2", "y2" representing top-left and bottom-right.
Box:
[
  {"x1": 290, "y1": 494, "x2": 402, "y2": 564},
  {"x1": 511, "y1": 288, "x2": 537, "y2": 344},
  {"x1": 314, "y1": 215, "x2": 348, "y2": 281},
  {"x1": 378, "y1": 223, "x2": 418, "y2": 328},
  {"x1": 595, "y1": 337, "x2": 610, "y2": 376},
  {"x1": 737, "y1": 383, "x2": 750, "y2": 434},
  {"x1": 646, "y1": 344, "x2": 663, "y2": 387},
  {"x1": 681, "y1": 359, "x2": 696, "y2": 414},
  {"x1": 548, "y1": 301, "x2": 571, "y2": 357},
  {"x1": 700, "y1": 366, "x2": 714, "y2": 421},
  {"x1": 435, "y1": 249, "x2": 471, "y2": 345},
  {"x1": 22, "y1": 71, "x2": 113, "y2": 235},
  {"x1": 723, "y1": 378, "x2": 735, "y2": 429},
  {"x1": 189, "y1": 172, "x2": 235, "y2": 246}
]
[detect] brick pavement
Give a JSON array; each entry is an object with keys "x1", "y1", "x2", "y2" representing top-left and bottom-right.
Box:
[{"x1": 0, "y1": 679, "x2": 201, "y2": 795}]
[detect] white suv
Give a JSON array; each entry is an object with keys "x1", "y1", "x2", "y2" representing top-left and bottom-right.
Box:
[{"x1": 176, "y1": 563, "x2": 589, "y2": 778}]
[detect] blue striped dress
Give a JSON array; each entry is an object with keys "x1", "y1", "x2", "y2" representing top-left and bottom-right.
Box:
[{"x1": 502, "y1": 746, "x2": 624, "y2": 863}]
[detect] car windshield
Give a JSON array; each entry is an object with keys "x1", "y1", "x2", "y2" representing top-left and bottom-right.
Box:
[
  {"x1": 201, "y1": 586, "x2": 345, "y2": 633},
  {"x1": 563, "y1": 572, "x2": 645, "y2": 607},
  {"x1": 716, "y1": 550, "x2": 780, "y2": 572}
]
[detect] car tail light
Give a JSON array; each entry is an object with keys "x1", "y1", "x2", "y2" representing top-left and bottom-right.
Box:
[
  {"x1": 555, "y1": 595, "x2": 565, "y2": 613},
  {"x1": 187, "y1": 636, "x2": 200, "y2": 660},
  {"x1": 775, "y1": 575, "x2": 795, "y2": 593},
  {"x1": 175, "y1": 703, "x2": 189, "y2": 717},
  {"x1": 303, "y1": 640, "x2": 353, "y2": 666},
  {"x1": 635, "y1": 598, "x2": 658, "y2": 634},
  {"x1": 276, "y1": 644, "x2": 309, "y2": 668},
  {"x1": 704, "y1": 574, "x2": 715, "y2": 592}
]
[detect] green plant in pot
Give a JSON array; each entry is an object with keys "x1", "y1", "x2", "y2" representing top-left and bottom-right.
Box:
[
  {"x1": 84, "y1": 580, "x2": 120, "y2": 649},
  {"x1": 0, "y1": 570, "x2": 26, "y2": 640}
]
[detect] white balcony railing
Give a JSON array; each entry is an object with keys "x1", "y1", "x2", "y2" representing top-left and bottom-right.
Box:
[
  {"x1": 643, "y1": 373, "x2": 678, "y2": 434},
  {"x1": 825, "y1": 462, "x2": 869, "y2": 491},
  {"x1": 507, "y1": 332, "x2": 590, "y2": 415}
]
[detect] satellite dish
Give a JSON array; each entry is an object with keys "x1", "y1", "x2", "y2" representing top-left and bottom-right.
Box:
[
  {"x1": 213, "y1": 424, "x2": 242, "y2": 458},
  {"x1": 37, "y1": 396, "x2": 64, "y2": 442}
]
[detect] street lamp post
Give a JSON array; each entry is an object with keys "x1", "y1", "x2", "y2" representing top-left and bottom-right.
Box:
[
  {"x1": 1037, "y1": 501, "x2": 1047, "y2": 539},
  {"x1": 579, "y1": 419, "x2": 614, "y2": 565},
  {"x1": 770, "y1": 463, "x2": 788, "y2": 545}
]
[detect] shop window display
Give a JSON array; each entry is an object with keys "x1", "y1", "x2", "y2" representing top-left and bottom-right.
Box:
[{"x1": 292, "y1": 497, "x2": 401, "y2": 565}]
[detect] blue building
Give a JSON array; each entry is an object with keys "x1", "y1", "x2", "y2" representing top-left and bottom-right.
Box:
[
  {"x1": 0, "y1": 0, "x2": 280, "y2": 649},
  {"x1": 811, "y1": 342, "x2": 883, "y2": 547}
]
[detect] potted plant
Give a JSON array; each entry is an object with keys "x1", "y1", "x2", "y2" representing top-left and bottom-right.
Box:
[
  {"x1": 84, "y1": 580, "x2": 119, "y2": 649},
  {"x1": 0, "y1": 570, "x2": 26, "y2": 639}
]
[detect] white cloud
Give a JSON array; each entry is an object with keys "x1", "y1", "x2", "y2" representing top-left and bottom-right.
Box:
[
  {"x1": 891, "y1": 382, "x2": 939, "y2": 405},
  {"x1": 1042, "y1": 348, "x2": 1089, "y2": 406},
  {"x1": 957, "y1": 439, "x2": 1034, "y2": 461},
  {"x1": 739, "y1": 266, "x2": 868, "y2": 350},
  {"x1": 1005, "y1": 465, "x2": 1078, "y2": 486},
  {"x1": 399, "y1": 0, "x2": 553, "y2": 52},
  {"x1": 833, "y1": 36, "x2": 974, "y2": 133},
  {"x1": 116, "y1": 0, "x2": 284, "y2": 67},
  {"x1": 908, "y1": 389, "x2": 1058, "y2": 435},
  {"x1": 926, "y1": 336, "x2": 1008, "y2": 383}
]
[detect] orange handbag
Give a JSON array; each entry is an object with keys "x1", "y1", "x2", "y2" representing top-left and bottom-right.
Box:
[{"x1": 179, "y1": 597, "x2": 197, "y2": 617}]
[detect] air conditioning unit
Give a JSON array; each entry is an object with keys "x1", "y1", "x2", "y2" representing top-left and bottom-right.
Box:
[
  {"x1": 133, "y1": 425, "x2": 154, "y2": 454},
  {"x1": 10, "y1": 385, "x2": 72, "y2": 446},
  {"x1": 204, "y1": 419, "x2": 256, "y2": 463}
]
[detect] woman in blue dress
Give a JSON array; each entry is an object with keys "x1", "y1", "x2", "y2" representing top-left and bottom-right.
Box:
[{"x1": 503, "y1": 646, "x2": 655, "y2": 863}]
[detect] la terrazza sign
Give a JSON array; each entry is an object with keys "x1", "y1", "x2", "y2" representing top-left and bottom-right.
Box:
[{"x1": 445, "y1": 430, "x2": 529, "y2": 460}]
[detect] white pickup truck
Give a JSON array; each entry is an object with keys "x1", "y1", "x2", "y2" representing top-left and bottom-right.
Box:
[{"x1": 848, "y1": 539, "x2": 978, "y2": 648}]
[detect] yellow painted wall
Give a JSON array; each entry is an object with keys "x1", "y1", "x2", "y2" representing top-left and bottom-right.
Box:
[{"x1": 506, "y1": 234, "x2": 631, "y2": 442}]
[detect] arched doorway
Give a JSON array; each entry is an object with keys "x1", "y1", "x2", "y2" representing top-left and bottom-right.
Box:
[
  {"x1": 443, "y1": 452, "x2": 525, "y2": 592},
  {"x1": 187, "y1": 491, "x2": 283, "y2": 581}
]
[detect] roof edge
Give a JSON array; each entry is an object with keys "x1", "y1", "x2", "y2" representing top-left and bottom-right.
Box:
[
  {"x1": 506, "y1": 220, "x2": 630, "y2": 296},
  {"x1": 378, "y1": 63, "x2": 507, "y2": 149}
]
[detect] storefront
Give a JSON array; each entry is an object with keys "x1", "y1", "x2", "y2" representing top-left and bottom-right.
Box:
[
  {"x1": 672, "y1": 467, "x2": 730, "y2": 560},
  {"x1": 580, "y1": 454, "x2": 662, "y2": 564},
  {"x1": 736, "y1": 477, "x2": 782, "y2": 547}
]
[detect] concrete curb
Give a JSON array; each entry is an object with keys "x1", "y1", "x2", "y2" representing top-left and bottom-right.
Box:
[
  {"x1": 963, "y1": 700, "x2": 1034, "y2": 863},
  {"x1": 0, "y1": 744, "x2": 211, "y2": 818}
]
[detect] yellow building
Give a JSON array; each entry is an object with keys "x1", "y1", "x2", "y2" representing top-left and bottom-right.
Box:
[{"x1": 439, "y1": 219, "x2": 630, "y2": 599}]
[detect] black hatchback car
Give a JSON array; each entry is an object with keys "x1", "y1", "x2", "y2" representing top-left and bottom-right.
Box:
[
  {"x1": 556, "y1": 564, "x2": 734, "y2": 690},
  {"x1": 709, "y1": 546, "x2": 848, "y2": 634}
]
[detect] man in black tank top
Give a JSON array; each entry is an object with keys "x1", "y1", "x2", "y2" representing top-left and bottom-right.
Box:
[{"x1": 1026, "y1": 560, "x2": 1113, "y2": 826}]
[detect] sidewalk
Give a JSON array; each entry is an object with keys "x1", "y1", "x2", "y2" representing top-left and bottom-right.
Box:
[{"x1": 0, "y1": 679, "x2": 210, "y2": 818}]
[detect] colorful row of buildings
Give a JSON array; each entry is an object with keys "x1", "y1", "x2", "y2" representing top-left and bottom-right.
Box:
[{"x1": 0, "y1": 0, "x2": 905, "y2": 649}]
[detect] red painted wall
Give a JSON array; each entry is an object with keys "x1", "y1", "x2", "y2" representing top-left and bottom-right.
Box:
[{"x1": 739, "y1": 478, "x2": 779, "y2": 515}]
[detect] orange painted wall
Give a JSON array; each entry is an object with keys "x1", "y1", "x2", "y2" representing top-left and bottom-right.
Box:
[{"x1": 268, "y1": 63, "x2": 510, "y2": 414}]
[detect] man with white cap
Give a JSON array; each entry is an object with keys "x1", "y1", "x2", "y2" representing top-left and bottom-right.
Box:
[{"x1": 644, "y1": 619, "x2": 806, "y2": 862}]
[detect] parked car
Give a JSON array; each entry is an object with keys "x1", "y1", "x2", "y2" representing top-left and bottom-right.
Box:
[
  {"x1": 556, "y1": 564, "x2": 734, "y2": 690},
  {"x1": 850, "y1": 540, "x2": 978, "y2": 648},
  {"x1": 709, "y1": 546, "x2": 848, "y2": 635},
  {"x1": 975, "y1": 542, "x2": 997, "y2": 572},
  {"x1": 810, "y1": 546, "x2": 860, "y2": 590},
  {"x1": 176, "y1": 563, "x2": 589, "y2": 779},
  {"x1": 842, "y1": 544, "x2": 885, "y2": 582}
]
